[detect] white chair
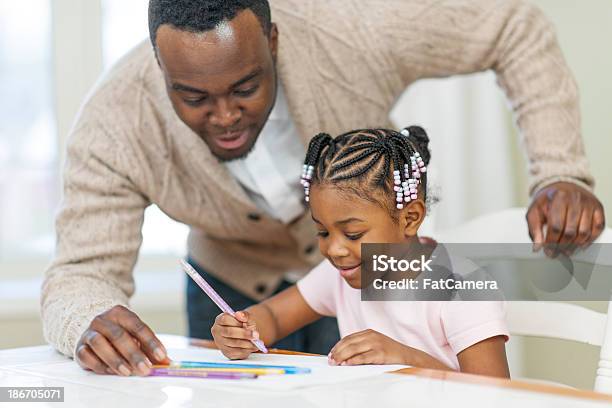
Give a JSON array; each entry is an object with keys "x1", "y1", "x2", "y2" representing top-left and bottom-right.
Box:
[{"x1": 435, "y1": 208, "x2": 612, "y2": 393}]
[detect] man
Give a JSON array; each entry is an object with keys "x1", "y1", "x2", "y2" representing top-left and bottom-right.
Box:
[{"x1": 42, "y1": 0, "x2": 605, "y2": 376}]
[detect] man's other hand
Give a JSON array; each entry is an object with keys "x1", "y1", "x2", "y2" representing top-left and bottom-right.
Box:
[{"x1": 527, "y1": 182, "x2": 605, "y2": 256}]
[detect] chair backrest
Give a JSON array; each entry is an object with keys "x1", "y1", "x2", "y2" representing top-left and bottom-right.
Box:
[{"x1": 435, "y1": 208, "x2": 612, "y2": 393}]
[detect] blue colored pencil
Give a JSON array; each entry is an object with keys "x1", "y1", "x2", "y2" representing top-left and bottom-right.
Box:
[{"x1": 165, "y1": 360, "x2": 311, "y2": 375}]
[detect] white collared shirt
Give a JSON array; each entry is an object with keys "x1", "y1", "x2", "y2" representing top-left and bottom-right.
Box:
[{"x1": 225, "y1": 83, "x2": 306, "y2": 224}]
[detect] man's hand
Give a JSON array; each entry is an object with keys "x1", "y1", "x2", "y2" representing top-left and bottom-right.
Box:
[
  {"x1": 211, "y1": 311, "x2": 259, "y2": 360},
  {"x1": 527, "y1": 182, "x2": 605, "y2": 256},
  {"x1": 75, "y1": 305, "x2": 170, "y2": 376}
]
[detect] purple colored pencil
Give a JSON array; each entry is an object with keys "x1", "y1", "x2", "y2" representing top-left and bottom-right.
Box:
[
  {"x1": 150, "y1": 368, "x2": 257, "y2": 380},
  {"x1": 180, "y1": 259, "x2": 268, "y2": 353}
]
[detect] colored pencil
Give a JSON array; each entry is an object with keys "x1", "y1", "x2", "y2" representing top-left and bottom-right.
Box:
[
  {"x1": 153, "y1": 366, "x2": 284, "y2": 375},
  {"x1": 158, "y1": 361, "x2": 311, "y2": 374},
  {"x1": 150, "y1": 368, "x2": 257, "y2": 380},
  {"x1": 180, "y1": 259, "x2": 268, "y2": 353}
]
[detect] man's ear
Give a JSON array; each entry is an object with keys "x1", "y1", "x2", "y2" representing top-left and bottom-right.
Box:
[
  {"x1": 269, "y1": 23, "x2": 279, "y2": 61},
  {"x1": 400, "y1": 199, "x2": 426, "y2": 238},
  {"x1": 153, "y1": 47, "x2": 161, "y2": 67}
]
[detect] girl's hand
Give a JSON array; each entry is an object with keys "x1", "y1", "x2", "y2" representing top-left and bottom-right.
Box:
[
  {"x1": 328, "y1": 329, "x2": 415, "y2": 366},
  {"x1": 211, "y1": 311, "x2": 259, "y2": 360}
]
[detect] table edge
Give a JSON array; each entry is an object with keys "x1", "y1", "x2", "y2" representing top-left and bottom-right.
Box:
[
  {"x1": 391, "y1": 367, "x2": 612, "y2": 403},
  {"x1": 187, "y1": 336, "x2": 612, "y2": 402}
]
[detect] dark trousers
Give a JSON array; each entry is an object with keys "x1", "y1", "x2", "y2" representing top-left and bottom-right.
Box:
[{"x1": 186, "y1": 257, "x2": 340, "y2": 354}]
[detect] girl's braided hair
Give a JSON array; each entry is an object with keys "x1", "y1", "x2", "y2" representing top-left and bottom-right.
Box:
[{"x1": 300, "y1": 127, "x2": 431, "y2": 221}]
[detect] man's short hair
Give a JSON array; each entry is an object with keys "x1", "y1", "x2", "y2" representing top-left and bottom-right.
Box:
[{"x1": 148, "y1": 0, "x2": 272, "y2": 47}]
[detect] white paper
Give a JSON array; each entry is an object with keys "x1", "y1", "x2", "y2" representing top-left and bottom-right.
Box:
[
  {"x1": 7, "y1": 347, "x2": 409, "y2": 392},
  {"x1": 164, "y1": 347, "x2": 410, "y2": 390}
]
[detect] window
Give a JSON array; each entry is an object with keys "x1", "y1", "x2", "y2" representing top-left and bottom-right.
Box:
[
  {"x1": 0, "y1": 1, "x2": 57, "y2": 262},
  {"x1": 1, "y1": 0, "x2": 187, "y2": 279},
  {"x1": 102, "y1": 0, "x2": 188, "y2": 257},
  {"x1": 102, "y1": 0, "x2": 150, "y2": 69}
]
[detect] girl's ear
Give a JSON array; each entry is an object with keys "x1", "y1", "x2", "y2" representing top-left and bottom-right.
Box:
[{"x1": 400, "y1": 199, "x2": 426, "y2": 237}]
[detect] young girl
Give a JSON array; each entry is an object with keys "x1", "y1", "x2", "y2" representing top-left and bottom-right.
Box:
[{"x1": 211, "y1": 127, "x2": 510, "y2": 377}]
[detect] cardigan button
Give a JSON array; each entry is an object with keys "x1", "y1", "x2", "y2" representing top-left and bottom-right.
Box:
[
  {"x1": 255, "y1": 283, "x2": 267, "y2": 294},
  {"x1": 247, "y1": 213, "x2": 261, "y2": 221}
]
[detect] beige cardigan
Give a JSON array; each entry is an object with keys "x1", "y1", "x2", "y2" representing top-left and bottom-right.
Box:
[{"x1": 41, "y1": 0, "x2": 594, "y2": 357}]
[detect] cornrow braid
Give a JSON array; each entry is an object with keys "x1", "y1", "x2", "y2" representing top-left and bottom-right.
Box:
[
  {"x1": 301, "y1": 133, "x2": 333, "y2": 202},
  {"x1": 300, "y1": 127, "x2": 430, "y2": 214}
]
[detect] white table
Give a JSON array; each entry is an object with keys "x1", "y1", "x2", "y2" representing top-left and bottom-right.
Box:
[{"x1": 1, "y1": 335, "x2": 610, "y2": 407}]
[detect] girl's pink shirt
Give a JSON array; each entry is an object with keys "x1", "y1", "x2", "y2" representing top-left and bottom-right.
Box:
[{"x1": 297, "y1": 259, "x2": 509, "y2": 370}]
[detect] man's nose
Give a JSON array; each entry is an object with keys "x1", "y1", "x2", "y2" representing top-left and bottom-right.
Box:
[{"x1": 208, "y1": 98, "x2": 241, "y2": 128}]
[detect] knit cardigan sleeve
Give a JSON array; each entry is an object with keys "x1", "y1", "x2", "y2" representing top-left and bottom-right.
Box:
[
  {"x1": 377, "y1": 0, "x2": 593, "y2": 194},
  {"x1": 40, "y1": 114, "x2": 149, "y2": 358}
]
